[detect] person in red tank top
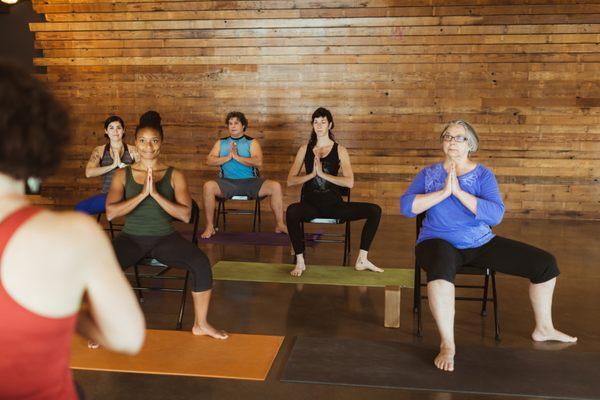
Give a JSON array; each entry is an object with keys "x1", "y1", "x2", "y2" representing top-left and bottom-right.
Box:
[{"x1": 0, "y1": 63, "x2": 146, "y2": 399}]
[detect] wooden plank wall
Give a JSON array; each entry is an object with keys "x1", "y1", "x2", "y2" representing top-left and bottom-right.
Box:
[{"x1": 30, "y1": 0, "x2": 600, "y2": 219}]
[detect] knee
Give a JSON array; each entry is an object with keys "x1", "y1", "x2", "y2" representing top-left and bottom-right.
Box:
[
  {"x1": 264, "y1": 180, "x2": 282, "y2": 196},
  {"x1": 203, "y1": 180, "x2": 218, "y2": 194},
  {"x1": 286, "y1": 203, "x2": 301, "y2": 221},
  {"x1": 190, "y1": 254, "x2": 213, "y2": 286},
  {"x1": 270, "y1": 180, "x2": 282, "y2": 195},
  {"x1": 369, "y1": 203, "x2": 382, "y2": 218},
  {"x1": 532, "y1": 251, "x2": 560, "y2": 283}
]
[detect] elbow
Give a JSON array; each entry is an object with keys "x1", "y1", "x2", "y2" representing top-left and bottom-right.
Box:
[
  {"x1": 347, "y1": 179, "x2": 354, "y2": 189},
  {"x1": 183, "y1": 209, "x2": 192, "y2": 224},
  {"x1": 105, "y1": 205, "x2": 116, "y2": 222},
  {"x1": 85, "y1": 170, "x2": 92, "y2": 178},
  {"x1": 107, "y1": 329, "x2": 145, "y2": 355},
  {"x1": 399, "y1": 196, "x2": 416, "y2": 218}
]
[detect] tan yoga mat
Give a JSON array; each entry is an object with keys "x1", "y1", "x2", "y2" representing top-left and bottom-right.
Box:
[{"x1": 71, "y1": 329, "x2": 284, "y2": 381}]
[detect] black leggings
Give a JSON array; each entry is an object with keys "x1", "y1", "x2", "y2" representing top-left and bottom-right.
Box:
[
  {"x1": 112, "y1": 232, "x2": 212, "y2": 292},
  {"x1": 416, "y1": 236, "x2": 560, "y2": 284},
  {"x1": 286, "y1": 196, "x2": 382, "y2": 255}
]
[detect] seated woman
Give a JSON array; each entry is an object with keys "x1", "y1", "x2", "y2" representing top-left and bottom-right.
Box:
[
  {"x1": 286, "y1": 107, "x2": 383, "y2": 277},
  {"x1": 106, "y1": 111, "x2": 227, "y2": 339},
  {"x1": 0, "y1": 63, "x2": 145, "y2": 399},
  {"x1": 400, "y1": 120, "x2": 577, "y2": 372},
  {"x1": 75, "y1": 115, "x2": 139, "y2": 215}
]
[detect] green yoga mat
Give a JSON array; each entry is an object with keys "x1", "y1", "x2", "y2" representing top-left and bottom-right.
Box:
[{"x1": 212, "y1": 261, "x2": 414, "y2": 288}]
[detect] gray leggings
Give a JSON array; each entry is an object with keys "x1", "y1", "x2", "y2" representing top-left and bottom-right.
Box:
[{"x1": 112, "y1": 232, "x2": 212, "y2": 292}]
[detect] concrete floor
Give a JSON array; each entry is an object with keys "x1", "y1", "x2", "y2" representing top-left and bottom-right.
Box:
[{"x1": 75, "y1": 214, "x2": 600, "y2": 399}]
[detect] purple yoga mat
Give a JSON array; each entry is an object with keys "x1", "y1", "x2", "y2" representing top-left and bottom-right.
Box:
[{"x1": 186, "y1": 231, "x2": 321, "y2": 247}]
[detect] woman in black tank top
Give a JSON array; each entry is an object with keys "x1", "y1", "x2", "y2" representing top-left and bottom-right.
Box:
[
  {"x1": 286, "y1": 107, "x2": 383, "y2": 277},
  {"x1": 75, "y1": 115, "x2": 139, "y2": 215}
]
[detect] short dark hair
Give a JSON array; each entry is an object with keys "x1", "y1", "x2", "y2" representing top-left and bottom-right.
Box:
[
  {"x1": 103, "y1": 115, "x2": 125, "y2": 140},
  {"x1": 135, "y1": 110, "x2": 163, "y2": 140},
  {"x1": 309, "y1": 107, "x2": 335, "y2": 146},
  {"x1": 225, "y1": 111, "x2": 248, "y2": 132},
  {"x1": 0, "y1": 63, "x2": 70, "y2": 180}
]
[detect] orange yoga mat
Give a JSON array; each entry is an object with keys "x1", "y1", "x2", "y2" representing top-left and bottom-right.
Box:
[{"x1": 71, "y1": 329, "x2": 284, "y2": 381}]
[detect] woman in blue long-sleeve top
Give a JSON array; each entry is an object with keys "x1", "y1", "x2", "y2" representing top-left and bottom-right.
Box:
[{"x1": 400, "y1": 120, "x2": 576, "y2": 372}]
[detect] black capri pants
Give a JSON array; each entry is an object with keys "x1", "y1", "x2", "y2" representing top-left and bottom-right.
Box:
[
  {"x1": 416, "y1": 236, "x2": 559, "y2": 284},
  {"x1": 286, "y1": 192, "x2": 382, "y2": 255},
  {"x1": 113, "y1": 232, "x2": 212, "y2": 292}
]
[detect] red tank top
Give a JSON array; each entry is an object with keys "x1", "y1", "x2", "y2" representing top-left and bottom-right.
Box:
[{"x1": 0, "y1": 206, "x2": 78, "y2": 400}]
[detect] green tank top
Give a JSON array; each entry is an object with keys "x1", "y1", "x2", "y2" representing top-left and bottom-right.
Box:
[{"x1": 123, "y1": 166, "x2": 176, "y2": 236}]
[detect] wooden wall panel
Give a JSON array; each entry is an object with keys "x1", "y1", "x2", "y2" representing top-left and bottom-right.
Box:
[{"x1": 30, "y1": 0, "x2": 600, "y2": 219}]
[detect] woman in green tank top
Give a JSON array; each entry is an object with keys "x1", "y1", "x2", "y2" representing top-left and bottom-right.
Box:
[{"x1": 106, "y1": 111, "x2": 227, "y2": 340}]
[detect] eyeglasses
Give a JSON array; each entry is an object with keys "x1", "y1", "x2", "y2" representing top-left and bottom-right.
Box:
[{"x1": 442, "y1": 134, "x2": 468, "y2": 143}]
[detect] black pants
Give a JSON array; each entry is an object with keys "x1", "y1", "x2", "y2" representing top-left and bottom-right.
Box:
[
  {"x1": 416, "y1": 236, "x2": 560, "y2": 284},
  {"x1": 286, "y1": 193, "x2": 382, "y2": 255},
  {"x1": 113, "y1": 232, "x2": 212, "y2": 292}
]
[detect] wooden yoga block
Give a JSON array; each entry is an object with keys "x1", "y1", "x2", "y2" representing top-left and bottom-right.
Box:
[{"x1": 212, "y1": 261, "x2": 414, "y2": 329}]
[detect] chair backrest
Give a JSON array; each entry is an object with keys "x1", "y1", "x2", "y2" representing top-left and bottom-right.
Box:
[
  {"x1": 190, "y1": 200, "x2": 200, "y2": 245},
  {"x1": 416, "y1": 212, "x2": 426, "y2": 238},
  {"x1": 338, "y1": 186, "x2": 351, "y2": 201}
]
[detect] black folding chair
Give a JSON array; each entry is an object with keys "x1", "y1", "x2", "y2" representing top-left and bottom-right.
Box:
[
  {"x1": 413, "y1": 212, "x2": 500, "y2": 341},
  {"x1": 128, "y1": 200, "x2": 200, "y2": 330},
  {"x1": 299, "y1": 187, "x2": 352, "y2": 266},
  {"x1": 214, "y1": 167, "x2": 265, "y2": 232},
  {"x1": 96, "y1": 212, "x2": 121, "y2": 239}
]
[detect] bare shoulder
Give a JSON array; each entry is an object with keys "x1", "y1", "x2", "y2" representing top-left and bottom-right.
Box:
[
  {"x1": 5, "y1": 210, "x2": 109, "y2": 277},
  {"x1": 127, "y1": 145, "x2": 140, "y2": 155},
  {"x1": 170, "y1": 167, "x2": 186, "y2": 179},
  {"x1": 297, "y1": 144, "x2": 308, "y2": 155},
  {"x1": 338, "y1": 144, "x2": 350, "y2": 157},
  {"x1": 33, "y1": 211, "x2": 106, "y2": 247}
]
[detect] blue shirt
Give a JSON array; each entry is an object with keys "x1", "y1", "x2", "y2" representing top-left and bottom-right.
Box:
[
  {"x1": 400, "y1": 163, "x2": 505, "y2": 249},
  {"x1": 219, "y1": 135, "x2": 257, "y2": 179}
]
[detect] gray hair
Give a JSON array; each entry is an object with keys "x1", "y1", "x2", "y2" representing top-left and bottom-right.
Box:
[{"x1": 440, "y1": 120, "x2": 479, "y2": 153}]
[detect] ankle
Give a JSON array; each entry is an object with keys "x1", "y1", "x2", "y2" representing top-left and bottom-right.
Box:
[
  {"x1": 534, "y1": 324, "x2": 554, "y2": 334},
  {"x1": 440, "y1": 342, "x2": 455, "y2": 352}
]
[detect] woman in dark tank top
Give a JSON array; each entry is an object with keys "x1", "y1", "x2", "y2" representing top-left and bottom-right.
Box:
[
  {"x1": 75, "y1": 115, "x2": 139, "y2": 215},
  {"x1": 106, "y1": 111, "x2": 227, "y2": 340},
  {"x1": 286, "y1": 107, "x2": 383, "y2": 277}
]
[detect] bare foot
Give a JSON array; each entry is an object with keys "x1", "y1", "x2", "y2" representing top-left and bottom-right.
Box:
[
  {"x1": 87, "y1": 340, "x2": 100, "y2": 349},
  {"x1": 532, "y1": 327, "x2": 577, "y2": 343},
  {"x1": 355, "y1": 258, "x2": 384, "y2": 273},
  {"x1": 200, "y1": 226, "x2": 216, "y2": 239},
  {"x1": 275, "y1": 224, "x2": 288, "y2": 234},
  {"x1": 192, "y1": 323, "x2": 228, "y2": 340},
  {"x1": 290, "y1": 264, "x2": 306, "y2": 277},
  {"x1": 434, "y1": 346, "x2": 455, "y2": 372}
]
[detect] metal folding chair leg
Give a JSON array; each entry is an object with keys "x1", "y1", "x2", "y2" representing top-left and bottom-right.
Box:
[
  {"x1": 133, "y1": 265, "x2": 145, "y2": 303},
  {"x1": 176, "y1": 272, "x2": 190, "y2": 330},
  {"x1": 481, "y1": 272, "x2": 490, "y2": 316},
  {"x1": 492, "y1": 272, "x2": 501, "y2": 341}
]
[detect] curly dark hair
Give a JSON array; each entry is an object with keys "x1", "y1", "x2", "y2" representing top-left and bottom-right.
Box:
[
  {"x1": 0, "y1": 63, "x2": 70, "y2": 180},
  {"x1": 225, "y1": 111, "x2": 248, "y2": 132},
  {"x1": 135, "y1": 110, "x2": 163, "y2": 140}
]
